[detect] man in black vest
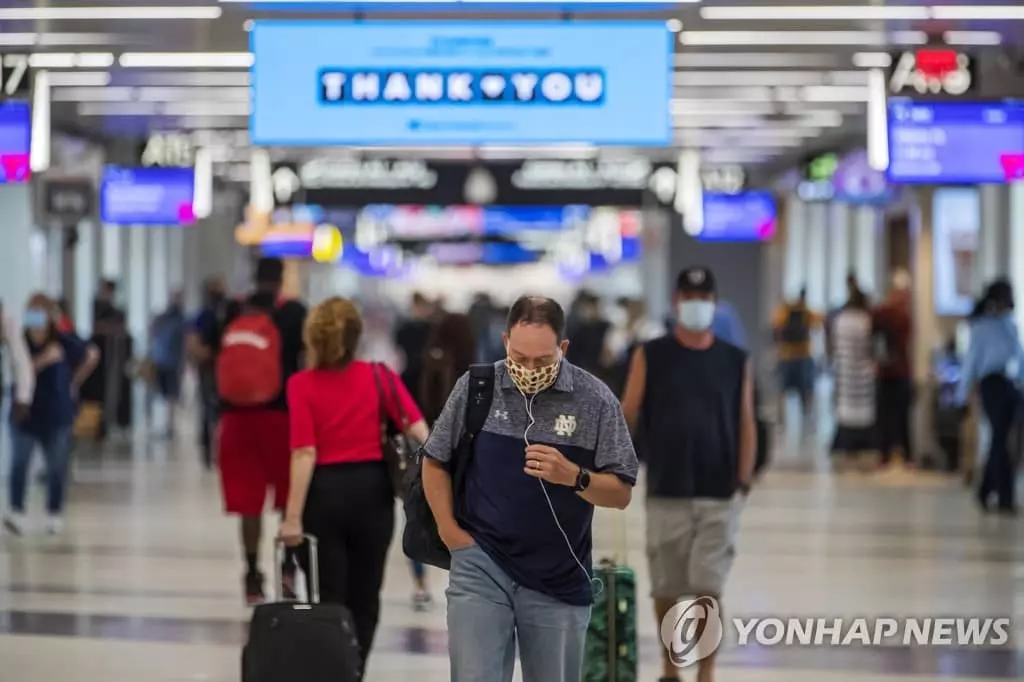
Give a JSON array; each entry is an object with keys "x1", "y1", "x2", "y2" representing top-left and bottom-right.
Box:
[{"x1": 621, "y1": 266, "x2": 756, "y2": 682}]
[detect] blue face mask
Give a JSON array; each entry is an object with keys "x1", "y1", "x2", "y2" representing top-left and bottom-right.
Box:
[{"x1": 23, "y1": 309, "x2": 49, "y2": 331}]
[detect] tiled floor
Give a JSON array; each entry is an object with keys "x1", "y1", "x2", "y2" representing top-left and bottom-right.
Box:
[{"x1": 0, "y1": 429, "x2": 1022, "y2": 682}]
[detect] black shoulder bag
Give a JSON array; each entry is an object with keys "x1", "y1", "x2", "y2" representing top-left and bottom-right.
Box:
[
  {"x1": 402, "y1": 363, "x2": 494, "y2": 570},
  {"x1": 372, "y1": 363, "x2": 410, "y2": 498}
]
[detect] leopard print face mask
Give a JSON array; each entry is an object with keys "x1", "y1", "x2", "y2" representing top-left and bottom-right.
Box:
[{"x1": 505, "y1": 352, "x2": 562, "y2": 395}]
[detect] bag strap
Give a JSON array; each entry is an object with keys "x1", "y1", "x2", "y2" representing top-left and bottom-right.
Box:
[
  {"x1": 379, "y1": 362, "x2": 409, "y2": 430},
  {"x1": 464, "y1": 363, "x2": 495, "y2": 437},
  {"x1": 371, "y1": 363, "x2": 389, "y2": 437}
]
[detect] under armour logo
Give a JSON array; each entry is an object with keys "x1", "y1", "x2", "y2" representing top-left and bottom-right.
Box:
[
  {"x1": 554, "y1": 414, "x2": 577, "y2": 437},
  {"x1": 494, "y1": 410, "x2": 510, "y2": 421},
  {"x1": 689, "y1": 269, "x2": 706, "y2": 285}
]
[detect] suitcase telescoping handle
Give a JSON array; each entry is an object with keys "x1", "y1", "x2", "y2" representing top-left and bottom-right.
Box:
[{"x1": 275, "y1": 534, "x2": 320, "y2": 604}]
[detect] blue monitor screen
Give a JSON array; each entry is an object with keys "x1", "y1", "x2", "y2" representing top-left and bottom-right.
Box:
[
  {"x1": 699, "y1": 192, "x2": 776, "y2": 242},
  {"x1": 100, "y1": 167, "x2": 195, "y2": 226},
  {"x1": 0, "y1": 101, "x2": 31, "y2": 184},
  {"x1": 887, "y1": 100, "x2": 1024, "y2": 184},
  {"x1": 250, "y1": 20, "x2": 672, "y2": 146}
]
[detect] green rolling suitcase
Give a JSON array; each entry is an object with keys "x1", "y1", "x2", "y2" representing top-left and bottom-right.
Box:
[{"x1": 583, "y1": 559, "x2": 638, "y2": 682}]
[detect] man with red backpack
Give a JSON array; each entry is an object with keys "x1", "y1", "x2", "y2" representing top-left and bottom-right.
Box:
[{"x1": 202, "y1": 257, "x2": 307, "y2": 604}]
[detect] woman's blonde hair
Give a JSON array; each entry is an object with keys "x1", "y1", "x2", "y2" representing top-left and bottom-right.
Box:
[{"x1": 303, "y1": 296, "x2": 363, "y2": 370}]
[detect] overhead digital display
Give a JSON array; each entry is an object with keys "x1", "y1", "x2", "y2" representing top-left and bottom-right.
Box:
[
  {"x1": 0, "y1": 101, "x2": 31, "y2": 184},
  {"x1": 100, "y1": 167, "x2": 196, "y2": 226},
  {"x1": 887, "y1": 100, "x2": 1024, "y2": 184},
  {"x1": 250, "y1": 20, "x2": 672, "y2": 146},
  {"x1": 699, "y1": 191, "x2": 776, "y2": 242}
]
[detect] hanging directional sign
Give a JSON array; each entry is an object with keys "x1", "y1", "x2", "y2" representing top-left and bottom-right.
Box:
[{"x1": 0, "y1": 54, "x2": 31, "y2": 99}]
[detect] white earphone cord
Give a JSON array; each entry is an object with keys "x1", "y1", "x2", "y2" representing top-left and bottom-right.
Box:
[{"x1": 522, "y1": 390, "x2": 603, "y2": 598}]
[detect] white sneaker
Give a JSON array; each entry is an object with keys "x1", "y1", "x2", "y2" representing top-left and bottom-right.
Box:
[
  {"x1": 3, "y1": 513, "x2": 26, "y2": 536},
  {"x1": 46, "y1": 516, "x2": 64, "y2": 535}
]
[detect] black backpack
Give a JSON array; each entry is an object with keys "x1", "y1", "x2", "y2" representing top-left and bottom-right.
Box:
[{"x1": 402, "y1": 363, "x2": 494, "y2": 570}]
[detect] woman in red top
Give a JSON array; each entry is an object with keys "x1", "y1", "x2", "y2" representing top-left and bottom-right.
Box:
[{"x1": 279, "y1": 297, "x2": 428, "y2": 670}]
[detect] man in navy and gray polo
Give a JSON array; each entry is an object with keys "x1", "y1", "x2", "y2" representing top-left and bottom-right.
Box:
[{"x1": 421, "y1": 296, "x2": 638, "y2": 682}]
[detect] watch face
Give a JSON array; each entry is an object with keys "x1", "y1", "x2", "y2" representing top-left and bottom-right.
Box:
[{"x1": 579, "y1": 469, "x2": 591, "y2": 490}]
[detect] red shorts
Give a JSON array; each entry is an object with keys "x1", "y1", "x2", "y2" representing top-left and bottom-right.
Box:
[{"x1": 218, "y1": 410, "x2": 291, "y2": 515}]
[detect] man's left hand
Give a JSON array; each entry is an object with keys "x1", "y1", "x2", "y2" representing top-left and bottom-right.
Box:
[{"x1": 524, "y1": 444, "x2": 580, "y2": 487}]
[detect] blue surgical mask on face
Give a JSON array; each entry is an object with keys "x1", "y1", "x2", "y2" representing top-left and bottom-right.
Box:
[
  {"x1": 677, "y1": 301, "x2": 716, "y2": 332},
  {"x1": 23, "y1": 309, "x2": 49, "y2": 331}
]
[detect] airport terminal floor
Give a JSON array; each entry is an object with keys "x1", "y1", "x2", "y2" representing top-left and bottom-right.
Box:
[{"x1": 1, "y1": 414, "x2": 1022, "y2": 682}]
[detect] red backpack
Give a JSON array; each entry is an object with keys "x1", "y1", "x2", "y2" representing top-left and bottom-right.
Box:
[{"x1": 216, "y1": 310, "x2": 282, "y2": 406}]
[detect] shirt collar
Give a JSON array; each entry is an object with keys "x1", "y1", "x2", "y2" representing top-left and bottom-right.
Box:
[{"x1": 498, "y1": 359, "x2": 575, "y2": 393}]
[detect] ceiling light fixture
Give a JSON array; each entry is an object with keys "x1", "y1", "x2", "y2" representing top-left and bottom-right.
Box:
[
  {"x1": 700, "y1": 5, "x2": 929, "y2": 21},
  {"x1": 943, "y1": 31, "x2": 1003, "y2": 46},
  {"x1": 119, "y1": 52, "x2": 254, "y2": 68},
  {"x1": 852, "y1": 52, "x2": 892, "y2": 69},
  {"x1": 0, "y1": 6, "x2": 222, "y2": 20},
  {"x1": 801, "y1": 85, "x2": 869, "y2": 102},
  {"x1": 675, "y1": 53, "x2": 839, "y2": 69},
  {"x1": 0, "y1": 33, "x2": 122, "y2": 46},
  {"x1": 933, "y1": 6, "x2": 1024, "y2": 20},
  {"x1": 28, "y1": 52, "x2": 116, "y2": 68},
  {"x1": 674, "y1": 70, "x2": 866, "y2": 87},
  {"x1": 680, "y1": 30, "x2": 927, "y2": 46},
  {"x1": 48, "y1": 71, "x2": 111, "y2": 87}
]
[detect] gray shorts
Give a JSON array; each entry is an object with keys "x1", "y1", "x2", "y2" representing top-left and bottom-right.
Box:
[{"x1": 646, "y1": 496, "x2": 745, "y2": 599}]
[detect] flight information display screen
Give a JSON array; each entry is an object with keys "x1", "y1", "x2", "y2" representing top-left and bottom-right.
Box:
[
  {"x1": 100, "y1": 167, "x2": 196, "y2": 225},
  {"x1": 0, "y1": 101, "x2": 31, "y2": 184},
  {"x1": 887, "y1": 100, "x2": 1024, "y2": 184},
  {"x1": 699, "y1": 191, "x2": 777, "y2": 242}
]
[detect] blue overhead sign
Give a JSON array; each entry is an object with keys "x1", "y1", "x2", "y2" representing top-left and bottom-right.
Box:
[
  {"x1": 100, "y1": 166, "x2": 196, "y2": 226},
  {"x1": 227, "y1": 1, "x2": 677, "y2": 11},
  {"x1": 251, "y1": 20, "x2": 672, "y2": 146},
  {"x1": 887, "y1": 99, "x2": 1024, "y2": 184}
]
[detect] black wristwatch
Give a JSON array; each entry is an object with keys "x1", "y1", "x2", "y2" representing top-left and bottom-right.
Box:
[{"x1": 573, "y1": 468, "x2": 592, "y2": 492}]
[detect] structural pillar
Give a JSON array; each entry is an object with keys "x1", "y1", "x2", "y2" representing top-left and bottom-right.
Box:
[
  {"x1": 977, "y1": 184, "x2": 1010, "y2": 290},
  {"x1": 827, "y1": 202, "x2": 852, "y2": 308},
  {"x1": 910, "y1": 188, "x2": 940, "y2": 464},
  {"x1": 853, "y1": 205, "x2": 881, "y2": 298},
  {"x1": 782, "y1": 195, "x2": 807, "y2": 300},
  {"x1": 804, "y1": 202, "x2": 828, "y2": 312}
]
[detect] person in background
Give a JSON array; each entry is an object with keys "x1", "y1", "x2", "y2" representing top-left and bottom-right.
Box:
[
  {"x1": 280, "y1": 297, "x2": 429, "y2": 673},
  {"x1": 830, "y1": 289, "x2": 877, "y2": 469},
  {"x1": 622, "y1": 267, "x2": 755, "y2": 682},
  {"x1": 957, "y1": 279, "x2": 1024, "y2": 515},
  {"x1": 468, "y1": 292, "x2": 503, "y2": 363},
  {"x1": 150, "y1": 290, "x2": 188, "y2": 439},
  {"x1": 188, "y1": 277, "x2": 229, "y2": 469},
  {"x1": 711, "y1": 298, "x2": 748, "y2": 350},
  {"x1": 772, "y1": 287, "x2": 822, "y2": 426},
  {"x1": 209, "y1": 257, "x2": 307, "y2": 603},
  {"x1": 566, "y1": 292, "x2": 612, "y2": 380},
  {"x1": 605, "y1": 297, "x2": 664, "y2": 395},
  {"x1": 4, "y1": 294, "x2": 98, "y2": 536},
  {"x1": 394, "y1": 292, "x2": 435, "y2": 396},
  {"x1": 55, "y1": 298, "x2": 74, "y2": 334},
  {"x1": 872, "y1": 270, "x2": 914, "y2": 469},
  {"x1": 2, "y1": 303, "x2": 36, "y2": 438},
  {"x1": 414, "y1": 311, "x2": 477, "y2": 611}
]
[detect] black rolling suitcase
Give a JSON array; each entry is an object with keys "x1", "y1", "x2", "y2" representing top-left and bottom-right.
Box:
[{"x1": 242, "y1": 536, "x2": 362, "y2": 682}]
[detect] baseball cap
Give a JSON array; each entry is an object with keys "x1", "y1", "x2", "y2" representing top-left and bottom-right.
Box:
[{"x1": 676, "y1": 266, "x2": 717, "y2": 294}]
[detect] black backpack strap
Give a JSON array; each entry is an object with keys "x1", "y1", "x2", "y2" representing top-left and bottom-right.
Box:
[{"x1": 463, "y1": 363, "x2": 495, "y2": 437}]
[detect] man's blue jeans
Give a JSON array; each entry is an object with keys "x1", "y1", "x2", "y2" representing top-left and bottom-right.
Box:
[
  {"x1": 9, "y1": 425, "x2": 72, "y2": 514},
  {"x1": 447, "y1": 544, "x2": 590, "y2": 682}
]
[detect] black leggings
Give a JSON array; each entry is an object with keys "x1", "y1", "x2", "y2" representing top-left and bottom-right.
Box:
[
  {"x1": 298, "y1": 461, "x2": 395, "y2": 669},
  {"x1": 978, "y1": 374, "x2": 1020, "y2": 510}
]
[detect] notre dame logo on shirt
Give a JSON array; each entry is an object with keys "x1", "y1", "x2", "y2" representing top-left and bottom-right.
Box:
[{"x1": 554, "y1": 414, "x2": 578, "y2": 438}]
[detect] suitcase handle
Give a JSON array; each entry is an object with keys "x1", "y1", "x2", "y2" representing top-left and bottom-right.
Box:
[{"x1": 275, "y1": 534, "x2": 320, "y2": 604}]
